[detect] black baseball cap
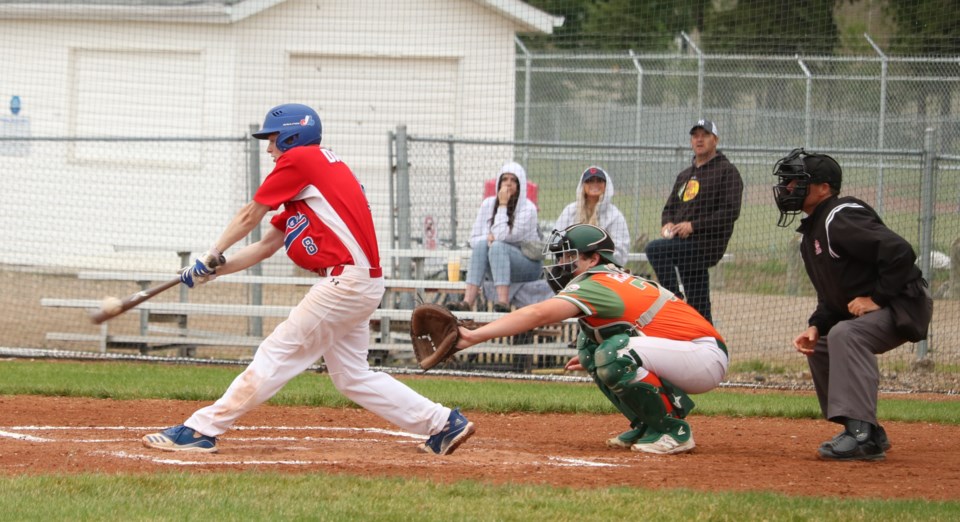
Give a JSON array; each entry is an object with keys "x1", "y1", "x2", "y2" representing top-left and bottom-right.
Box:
[
  {"x1": 803, "y1": 153, "x2": 842, "y2": 190},
  {"x1": 581, "y1": 166, "x2": 607, "y2": 183},
  {"x1": 690, "y1": 119, "x2": 719, "y2": 137}
]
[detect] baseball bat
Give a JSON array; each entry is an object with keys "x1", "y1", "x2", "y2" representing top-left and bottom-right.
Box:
[{"x1": 88, "y1": 276, "x2": 181, "y2": 324}]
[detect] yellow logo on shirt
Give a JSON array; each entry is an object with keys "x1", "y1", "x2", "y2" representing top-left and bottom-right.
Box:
[{"x1": 680, "y1": 179, "x2": 700, "y2": 202}]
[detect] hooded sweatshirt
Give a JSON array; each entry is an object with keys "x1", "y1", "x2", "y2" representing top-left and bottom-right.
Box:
[
  {"x1": 469, "y1": 161, "x2": 540, "y2": 249},
  {"x1": 553, "y1": 167, "x2": 631, "y2": 265}
]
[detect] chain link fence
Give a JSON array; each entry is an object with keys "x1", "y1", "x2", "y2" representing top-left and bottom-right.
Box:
[
  {"x1": 4, "y1": 48, "x2": 959, "y2": 392},
  {"x1": 390, "y1": 128, "x2": 960, "y2": 392},
  {"x1": 515, "y1": 50, "x2": 960, "y2": 165}
]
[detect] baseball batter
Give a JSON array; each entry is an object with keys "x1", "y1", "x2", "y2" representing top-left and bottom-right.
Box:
[
  {"x1": 143, "y1": 103, "x2": 474, "y2": 455},
  {"x1": 457, "y1": 224, "x2": 728, "y2": 454}
]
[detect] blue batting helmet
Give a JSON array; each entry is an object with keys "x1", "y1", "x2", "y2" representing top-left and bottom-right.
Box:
[{"x1": 252, "y1": 103, "x2": 322, "y2": 152}]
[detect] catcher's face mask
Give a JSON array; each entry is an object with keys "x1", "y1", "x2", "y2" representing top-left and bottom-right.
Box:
[
  {"x1": 772, "y1": 148, "x2": 811, "y2": 228},
  {"x1": 542, "y1": 229, "x2": 580, "y2": 293}
]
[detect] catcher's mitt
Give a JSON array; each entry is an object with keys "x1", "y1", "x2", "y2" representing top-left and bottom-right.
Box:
[{"x1": 410, "y1": 303, "x2": 467, "y2": 370}]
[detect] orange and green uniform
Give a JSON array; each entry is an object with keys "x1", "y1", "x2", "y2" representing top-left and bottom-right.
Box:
[{"x1": 555, "y1": 265, "x2": 729, "y2": 435}]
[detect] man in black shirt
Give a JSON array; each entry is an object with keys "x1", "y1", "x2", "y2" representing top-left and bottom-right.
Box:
[
  {"x1": 645, "y1": 119, "x2": 743, "y2": 323},
  {"x1": 773, "y1": 148, "x2": 933, "y2": 461}
]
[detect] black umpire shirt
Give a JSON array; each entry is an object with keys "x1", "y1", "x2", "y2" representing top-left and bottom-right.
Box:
[{"x1": 796, "y1": 195, "x2": 923, "y2": 336}]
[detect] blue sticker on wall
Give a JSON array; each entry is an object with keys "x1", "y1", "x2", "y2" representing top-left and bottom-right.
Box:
[{"x1": 10, "y1": 95, "x2": 21, "y2": 115}]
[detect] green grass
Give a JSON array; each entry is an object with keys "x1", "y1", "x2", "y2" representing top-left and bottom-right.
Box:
[
  {"x1": 3, "y1": 359, "x2": 960, "y2": 519},
  {"x1": 2, "y1": 473, "x2": 958, "y2": 521},
  {"x1": 2, "y1": 360, "x2": 958, "y2": 424}
]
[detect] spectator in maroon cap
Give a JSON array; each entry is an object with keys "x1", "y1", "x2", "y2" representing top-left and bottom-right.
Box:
[{"x1": 553, "y1": 166, "x2": 630, "y2": 266}]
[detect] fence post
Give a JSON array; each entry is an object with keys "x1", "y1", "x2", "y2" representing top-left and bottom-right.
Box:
[
  {"x1": 247, "y1": 124, "x2": 263, "y2": 341},
  {"x1": 630, "y1": 49, "x2": 644, "y2": 179},
  {"x1": 516, "y1": 36, "x2": 532, "y2": 166},
  {"x1": 447, "y1": 137, "x2": 458, "y2": 247},
  {"x1": 395, "y1": 125, "x2": 413, "y2": 288},
  {"x1": 387, "y1": 130, "x2": 396, "y2": 249},
  {"x1": 797, "y1": 56, "x2": 812, "y2": 149},
  {"x1": 866, "y1": 34, "x2": 888, "y2": 216},
  {"x1": 786, "y1": 234, "x2": 802, "y2": 296},
  {"x1": 917, "y1": 127, "x2": 937, "y2": 360},
  {"x1": 681, "y1": 32, "x2": 703, "y2": 116},
  {"x1": 951, "y1": 236, "x2": 960, "y2": 300}
]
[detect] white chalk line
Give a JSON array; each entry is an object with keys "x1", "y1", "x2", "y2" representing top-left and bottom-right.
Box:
[
  {"x1": 2, "y1": 425, "x2": 425, "y2": 439},
  {"x1": 2, "y1": 425, "x2": 625, "y2": 469},
  {"x1": 0, "y1": 429, "x2": 52, "y2": 442},
  {"x1": 546, "y1": 456, "x2": 619, "y2": 468},
  {"x1": 102, "y1": 450, "x2": 326, "y2": 467},
  {"x1": 1, "y1": 425, "x2": 425, "y2": 446},
  {"x1": 102, "y1": 450, "x2": 622, "y2": 469}
]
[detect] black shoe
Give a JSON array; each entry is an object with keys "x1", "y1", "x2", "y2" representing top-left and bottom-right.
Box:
[
  {"x1": 820, "y1": 424, "x2": 892, "y2": 452},
  {"x1": 445, "y1": 301, "x2": 471, "y2": 312},
  {"x1": 817, "y1": 419, "x2": 886, "y2": 461},
  {"x1": 493, "y1": 302, "x2": 510, "y2": 313},
  {"x1": 876, "y1": 425, "x2": 892, "y2": 452}
]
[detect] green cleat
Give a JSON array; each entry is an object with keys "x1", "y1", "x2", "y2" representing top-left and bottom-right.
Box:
[
  {"x1": 631, "y1": 419, "x2": 695, "y2": 455},
  {"x1": 606, "y1": 426, "x2": 644, "y2": 449}
]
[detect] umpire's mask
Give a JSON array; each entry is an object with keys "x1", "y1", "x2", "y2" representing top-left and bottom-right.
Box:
[{"x1": 772, "y1": 148, "x2": 843, "y2": 227}]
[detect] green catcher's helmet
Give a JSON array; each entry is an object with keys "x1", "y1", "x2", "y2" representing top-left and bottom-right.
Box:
[{"x1": 542, "y1": 223, "x2": 619, "y2": 292}]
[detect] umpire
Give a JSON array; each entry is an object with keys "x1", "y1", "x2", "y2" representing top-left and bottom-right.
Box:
[{"x1": 772, "y1": 148, "x2": 933, "y2": 461}]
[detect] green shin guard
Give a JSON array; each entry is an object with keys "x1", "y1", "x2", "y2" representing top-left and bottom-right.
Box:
[
  {"x1": 659, "y1": 376, "x2": 695, "y2": 419},
  {"x1": 591, "y1": 373, "x2": 644, "y2": 428},
  {"x1": 580, "y1": 333, "x2": 644, "y2": 428},
  {"x1": 593, "y1": 334, "x2": 681, "y2": 434}
]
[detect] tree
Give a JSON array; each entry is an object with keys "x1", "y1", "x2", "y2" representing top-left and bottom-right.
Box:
[
  {"x1": 703, "y1": 0, "x2": 841, "y2": 55},
  {"x1": 522, "y1": 0, "x2": 705, "y2": 51},
  {"x1": 883, "y1": 0, "x2": 960, "y2": 149},
  {"x1": 580, "y1": 0, "x2": 701, "y2": 51}
]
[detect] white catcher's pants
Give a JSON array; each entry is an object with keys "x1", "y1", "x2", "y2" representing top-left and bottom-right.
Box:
[
  {"x1": 185, "y1": 266, "x2": 451, "y2": 437},
  {"x1": 622, "y1": 336, "x2": 728, "y2": 394}
]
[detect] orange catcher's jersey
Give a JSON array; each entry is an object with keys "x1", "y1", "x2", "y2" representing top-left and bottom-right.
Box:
[{"x1": 554, "y1": 266, "x2": 724, "y2": 343}]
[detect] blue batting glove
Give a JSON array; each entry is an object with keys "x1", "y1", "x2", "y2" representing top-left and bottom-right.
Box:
[{"x1": 179, "y1": 250, "x2": 225, "y2": 288}]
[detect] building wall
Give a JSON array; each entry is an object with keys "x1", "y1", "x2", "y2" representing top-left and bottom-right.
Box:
[{"x1": 0, "y1": 0, "x2": 524, "y2": 270}]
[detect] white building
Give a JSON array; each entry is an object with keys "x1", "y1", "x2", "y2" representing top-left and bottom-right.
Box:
[{"x1": 0, "y1": 0, "x2": 561, "y2": 270}]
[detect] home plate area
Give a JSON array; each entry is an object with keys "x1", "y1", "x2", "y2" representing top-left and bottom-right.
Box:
[
  {"x1": 4, "y1": 397, "x2": 960, "y2": 499},
  {"x1": 0, "y1": 424, "x2": 623, "y2": 470}
]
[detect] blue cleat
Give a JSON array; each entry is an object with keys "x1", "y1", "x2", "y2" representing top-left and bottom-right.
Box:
[
  {"x1": 142, "y1": 424, "x2": 218, "y2": 453},
  {"x1": 420, "y1": 408, "x2": 475, "y2": 456}
]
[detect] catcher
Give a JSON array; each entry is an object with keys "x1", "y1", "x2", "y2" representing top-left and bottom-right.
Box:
[{"x1": 451, "y1": 224, "x2": 728, "y2": 454}]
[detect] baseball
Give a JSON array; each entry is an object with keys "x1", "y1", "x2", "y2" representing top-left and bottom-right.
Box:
[
  {"x1": 100, "y1": 296, "x2": 124, "y2": 315},
  {"x1": 662, "y1": 228, "x2": 674, "y2": 239}
]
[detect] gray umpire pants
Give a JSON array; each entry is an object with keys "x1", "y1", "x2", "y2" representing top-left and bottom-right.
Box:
[{"x1": 807, "y1": 307, "x2": 906, "y2": 426}]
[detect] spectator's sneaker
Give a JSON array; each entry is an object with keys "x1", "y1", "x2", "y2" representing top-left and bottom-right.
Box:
[
  {"x1": 631, "y1": 419, "x2": 695, "y2": 455},
  {"x1": 142, "y1": 425, "x2": 218, "y2": 453},
  {"x1": 493, "y1": 302, "x2": 511, "y2": 313},
  {"x1": 445, "y1": 301, "x2": 471, "y2": 312},
  {"x1": 606, "y1": 426, "x2": 644, "y2": 449},
  {"x1": 818, "y1": 420, "x2": 885, "y2": 461},
  {"x1": 820, "y1": 425, "x2": 892, "y2": 452},
  {"x1": 420, "y1": 408, "x2": 475, "y2": 456},
  {"x1": 512, "y1": 332, "x2": 535, "y2": 345}
]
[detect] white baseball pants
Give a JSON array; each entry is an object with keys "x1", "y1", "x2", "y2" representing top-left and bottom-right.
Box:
[
  {"x1": 622, "y1": 336, "x2": 728, "y2": 394},
  {"x1": 185, "y1": 265, "x2": 451, "y2": 437}
]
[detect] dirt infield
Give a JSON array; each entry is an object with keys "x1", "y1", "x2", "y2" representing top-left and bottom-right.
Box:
[{"x1": 2, "y1": 395, "x2": 959, "y2": 501}]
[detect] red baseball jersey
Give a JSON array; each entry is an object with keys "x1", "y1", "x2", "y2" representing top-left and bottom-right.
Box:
[{"x1": 255, "y1": 146, "x2": 380, "y2": 273}]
